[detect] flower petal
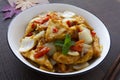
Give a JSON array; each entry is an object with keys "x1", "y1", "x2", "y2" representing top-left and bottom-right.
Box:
[
  {"x1": 29, "y1": 0, "x2": 49, "y2": 3},
  {"x1": 15, "y1": 3, "x2": 24, "y2": 9},
  {"x1": 1, "y1": 5, "x2": 12, "y2": 12},
  {"x1": 8, "y1": 0, "x2": 18, "y2": 6}
]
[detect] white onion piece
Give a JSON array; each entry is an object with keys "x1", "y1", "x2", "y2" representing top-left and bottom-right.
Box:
[
  {"x1": 29, "y1": 50, "x2": 35, "y2": 60},
  {"x1": 30, "y1": 17, "x2": 40, "y2": 22},
  {"x1": 19, "y1": 37, "x2": 35, "y2": 52},
  {"x1": 61, "y1": 11, "x2": 75, "y2": 18},
  {"x1": 73, "y1": 62, "x2": 89, "y2": 70},
  {"x1": 78, "y1": 27, "x2": 92, "y2": 44},
  {"x1": 68, "y1": 51, "x2": 79, "y2": 56},
  {"x1": 81, "y1": 44, "x2": 91, "y2": 57},
  {"x1": 83, "y1": 44, "x2": 91, "y2": 53},
  {"x1": 34, "y1": 31, "x2": 45, "y2": 40},
  {"x1": 50, "y1": 59, "x2": 56, "y2": 65},
  {"x1": 44, "y1": 42, "x2": 56, "y2": 56}
]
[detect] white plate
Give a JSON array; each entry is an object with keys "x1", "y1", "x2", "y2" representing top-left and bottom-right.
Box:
[{"x1": 8, "y1": 3, "x2": 110, "y2": 75}]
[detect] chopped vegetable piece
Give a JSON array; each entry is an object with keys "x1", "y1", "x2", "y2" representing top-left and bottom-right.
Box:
[
  {"x1": 70, "y1": 40, "x2": 84, "y2": 52},
  {"x1": 19, "y1": 37, "x2": 35, "y2": 52},
  {"x1": 66, "y1": 20, "x2": 78, "y2": 27},
  {"x1": 91, "y1": 31, "x2": 96, "y2": 36},
  {"x1": 70, "y1": 45, "x2": 82, "y2": 52},
  {"x1": 73, "y1": 62, "x2": 89, "y2": 70},
  {"x1": 36, "y1": 46, "x2": 44, "y2": 51},
  {"x1": 44, "y1": 42, "x2": 56, "y2": 56},
  {"x1": 31, "y1": 23, "x2": 36, "y2": 29},
  {"x1": 53, "y1": 27, "x2": 58, "y2": 33},
  {"x1": 27, "y1": 32, "x2": 33, "y2": 36},
  {"x1": 68, "y1": 51, "x2": 79, "y2": 56},
  {"x1": 34, "y1": 16, "x2": 49, "y2": 24},
  {"x1": 34, "y1": 20, "x2": 40, "y2": 24},
  {"x1": 34, "y1": 46, "x2": 50, "y2": 58},
  {"x1": 78, "y1": 27, "x2": 93, "y2": 44},
  {"x1": 66, "y1": 20, "x2": 71, "y2": 27},
  {"x1": 78, "y1": 29, "x2": 83, "y2": 32},
  {"x1": 34, "y1": 31, "x2": 45, "y2": 40},
  {"x1": 61, "y1": 11, "x2": 75, "y2": 18},
  {"x1": 41, "y1": 16, "x2": 49, "y2": 24},
  {"x1": 75, "y1": 39, "x2": 84, "y2": 45}
]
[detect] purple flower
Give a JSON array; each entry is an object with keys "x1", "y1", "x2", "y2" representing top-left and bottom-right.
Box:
[{"x1": 1, "y1": 4, "x2": 21, "y2": 20}]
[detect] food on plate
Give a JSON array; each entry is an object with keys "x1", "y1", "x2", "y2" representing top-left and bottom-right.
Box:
[{"x1": 19, "y1": 11, "x2": 102, "y2": 73}]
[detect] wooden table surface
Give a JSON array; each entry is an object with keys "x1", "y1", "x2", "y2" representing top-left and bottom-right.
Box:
[{"x1": 0, "y1": 0, "x2": 120, "y2": 80}]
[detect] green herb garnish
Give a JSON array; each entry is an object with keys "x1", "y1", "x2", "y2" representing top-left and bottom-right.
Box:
[
  {"x1": 54, "y1": 40, "x2": 64, "y2": 47},
  {"x1": 54, "y1": 34, "x2": 75, "y2": 55}
]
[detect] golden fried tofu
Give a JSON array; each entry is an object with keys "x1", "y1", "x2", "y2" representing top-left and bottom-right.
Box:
[
  {"x1": 93, "y1": 35, "x2": 101, "y2": 58},
  {"x1": 56, "y1": 63, "x2": 67, "y2": 73},
  {"x1": 25, "y1": 16, "x2": 49, "y2": 36},
  {"x1": 40, "y1": 66, "x2": 54, "y2": 72},
  {"x1": 74, "y1": 16, "x2": 85, "y2": 24},
  {"x1": 22, "y1": 50, "x2": 53, "y2": 70},
  {"x1": 25, "y1": 22, "x2": 35, "y2": 36},
  {"x1": 76, "y1": 47, "x2": 93, "y2": 64},
  {"x1": 53, "y1": 52, "x2": 80, "y2": 64},
  {"x1": 78, "y1": 24, "x2": 93, "y2": 31},
  {"x1": 45, "y1": 19, "x2": 68, "y2": 42},
  {"x1": 53, "y1": 47, "x2": 93, "y2": 64},
  {"x1": 47, "y1": 11, "x2": 62, "y2": 20}
]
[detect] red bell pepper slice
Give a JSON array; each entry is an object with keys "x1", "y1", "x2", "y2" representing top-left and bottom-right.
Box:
[{"x1": 34, "y1": 46, "x2": 50, "y2": 59}]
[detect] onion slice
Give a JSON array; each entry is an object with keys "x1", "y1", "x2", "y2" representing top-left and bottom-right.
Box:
[
  {"x1": 19, "y1": 37, "x2": 35, "y2": 52},
  {"x1": 68, "y1": 51, "x2": 79, "y2": 56},
  {"x1": 73, "y1": 62, "x2": 89, "y2": 70},
  {"x1": 61, "y1": 11, "x2": 75, "y2": 18},
  {"x1": 78, "y1": 27, "x2": 93, "y2": 44}
]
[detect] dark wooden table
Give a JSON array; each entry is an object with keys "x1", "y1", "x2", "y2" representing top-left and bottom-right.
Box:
[{"x1": 0, "y1": 0, "x2": 120, "y2": 80}]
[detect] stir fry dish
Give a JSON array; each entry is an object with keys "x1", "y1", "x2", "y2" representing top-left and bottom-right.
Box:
[{"x1": 19, "y1": 11, "x2": 102, "y2": 73}]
